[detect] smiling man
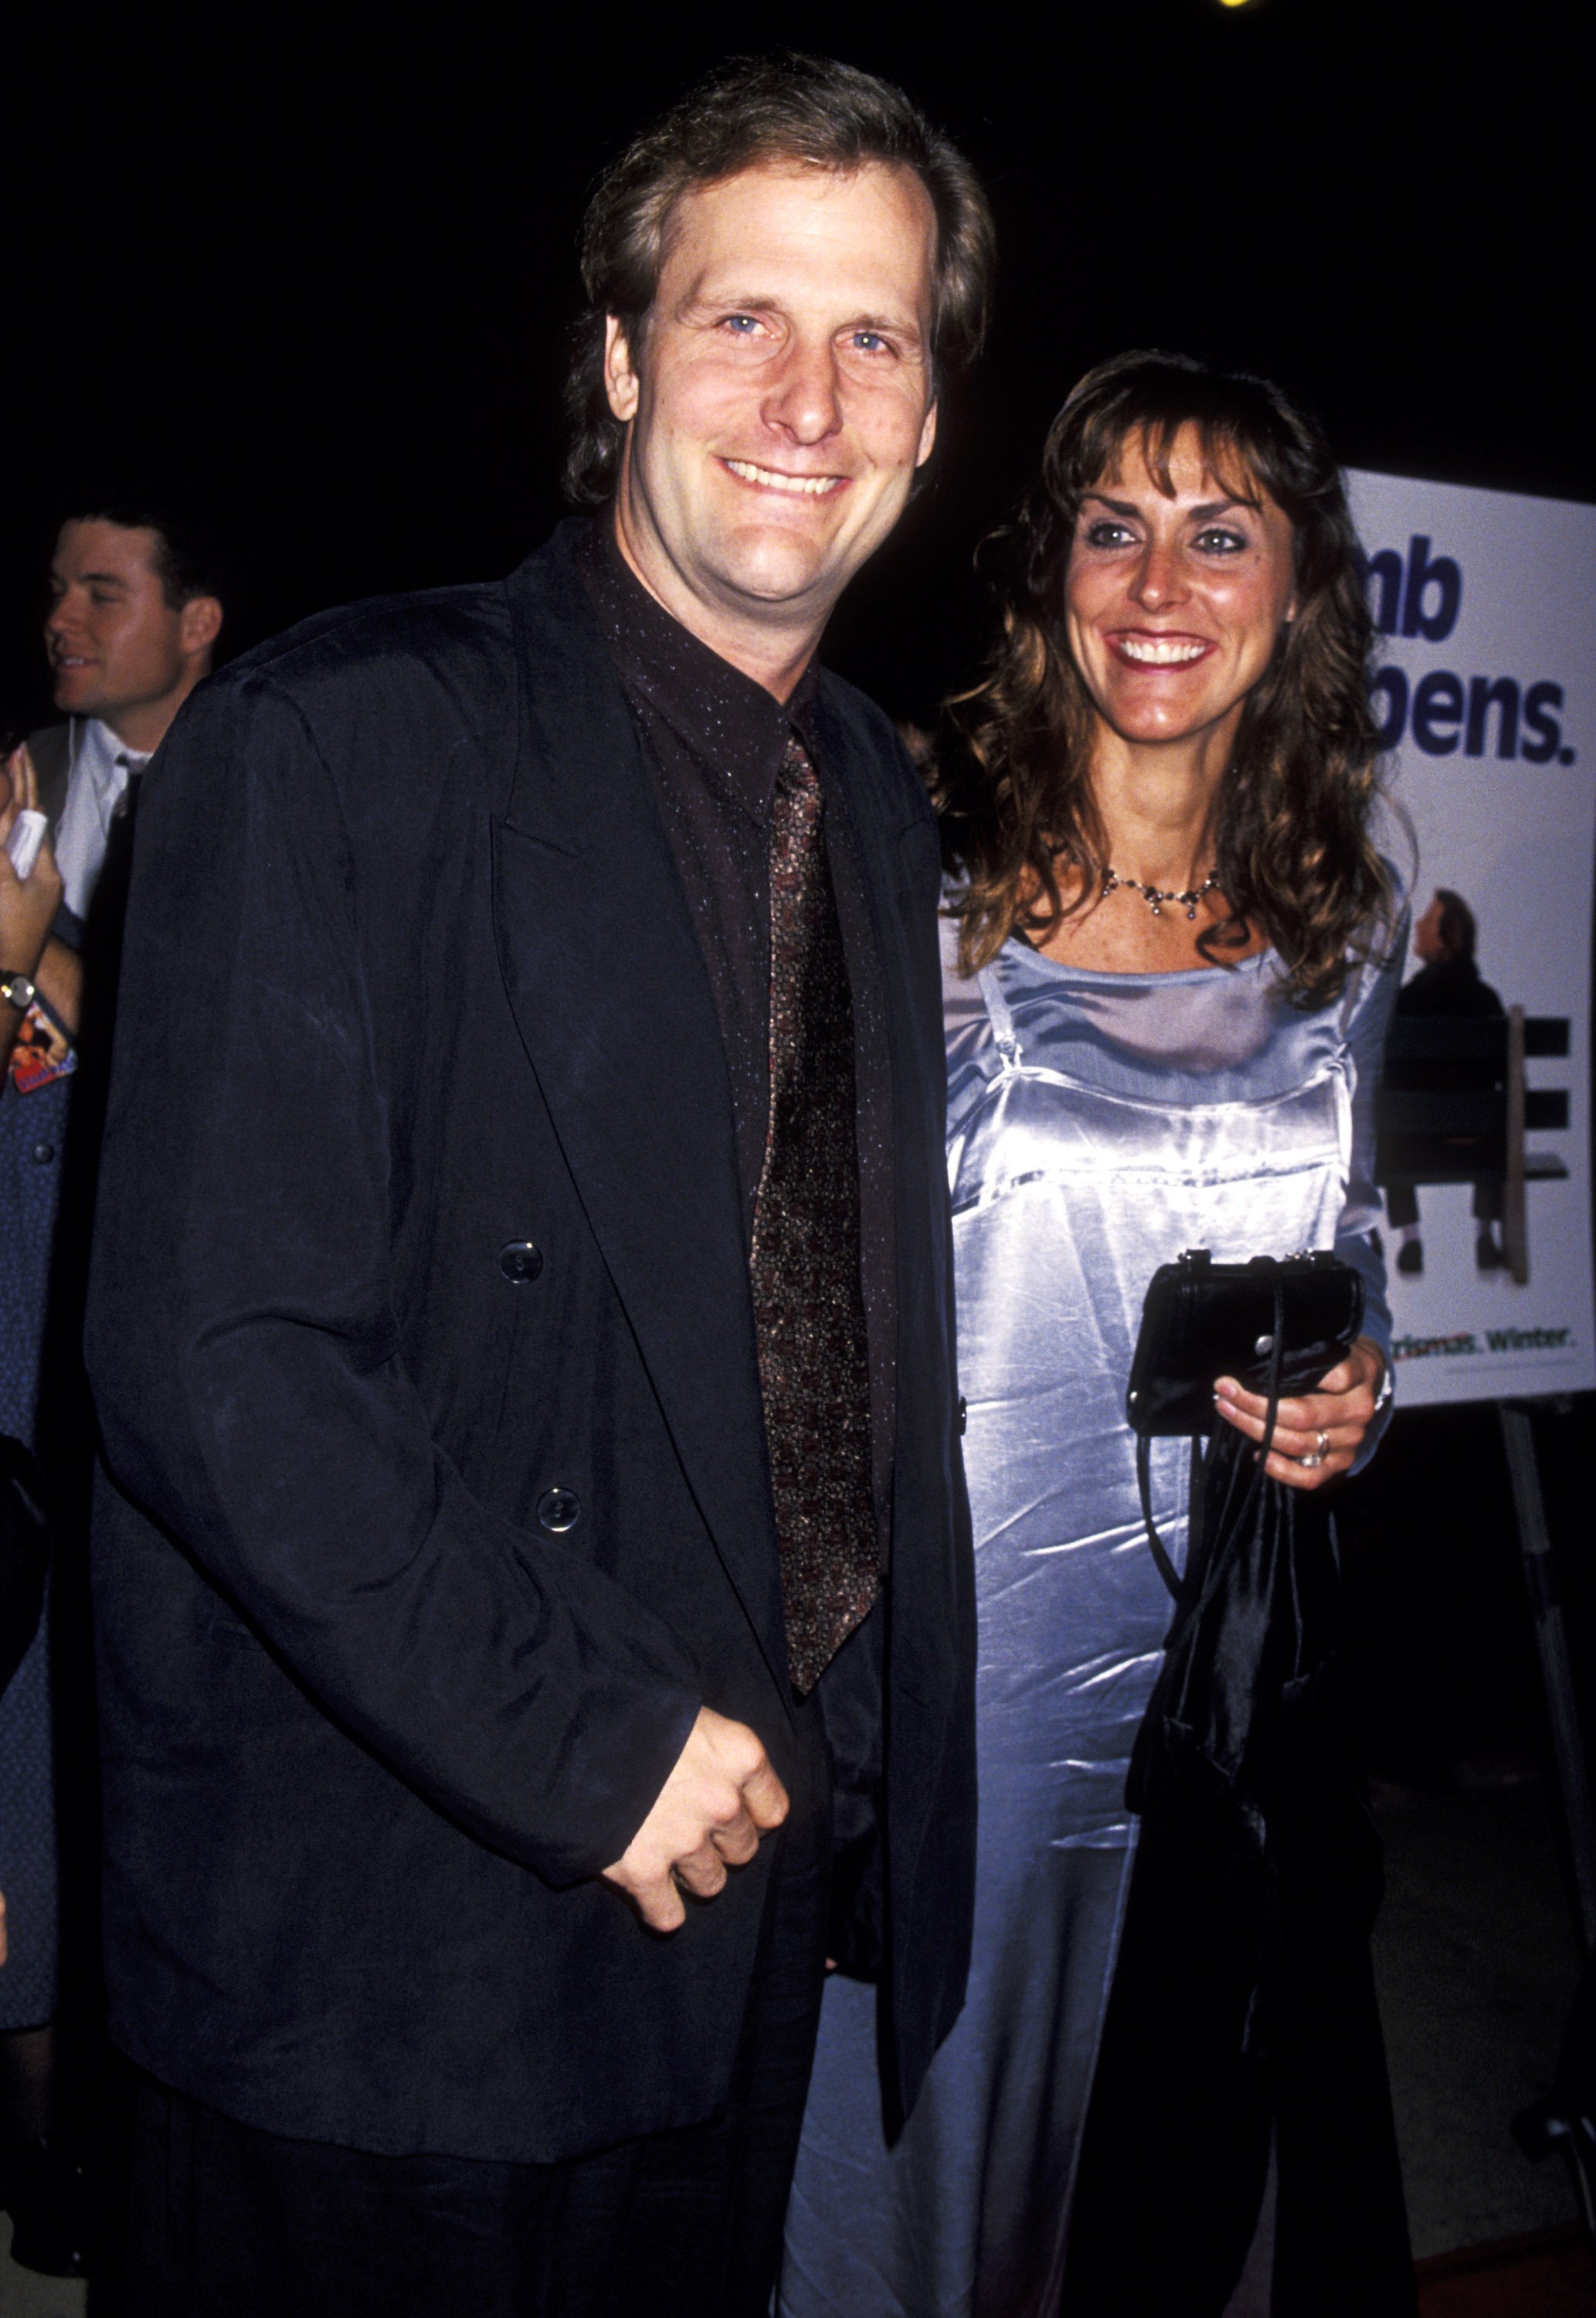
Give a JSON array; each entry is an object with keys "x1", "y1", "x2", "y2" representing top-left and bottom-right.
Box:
[
  {"x1": 28, "y1": 500, "x2": 225, "y2": 921},
  {"x1": 87, "y1": 54, "x2": 992, "y2": 2318},
  {"x1": 596, "y1": 158, "x2": 940, "y2": 688}
]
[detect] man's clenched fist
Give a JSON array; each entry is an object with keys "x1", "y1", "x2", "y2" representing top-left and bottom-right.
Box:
[{"x1": 603, "y1": 1707, "x2": 789, "y2": 1932}]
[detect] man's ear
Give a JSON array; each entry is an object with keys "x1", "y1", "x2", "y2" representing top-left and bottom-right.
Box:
[
  {"x1": 603, "y1": 315, "x2": 641, "y2": 423},
  {"x1": 915, "y1": 397, "x2": 939, "y2": 470},
  {"x1": 181, "y1": 595, "x2": 224, "y2": 658}
]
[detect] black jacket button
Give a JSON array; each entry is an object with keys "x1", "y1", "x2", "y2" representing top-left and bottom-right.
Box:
[
  {"x1": 498, "y1": 1239, "x2": 544, "y2": 1283},
  {"x1": 536, "y1": 1487, "x2": 580, "y2": 1535},
  {"x1": 32, "y1": 1142, "x2": 56, "y2": 1164},
  {"x1": 957, "y1": 1395, "x2": 968, "y2": 1436}
]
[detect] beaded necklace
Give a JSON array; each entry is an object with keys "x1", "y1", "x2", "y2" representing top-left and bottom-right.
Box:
[{"x1": 1100, "y1": 866, "x2": 1221, "y2": 922}]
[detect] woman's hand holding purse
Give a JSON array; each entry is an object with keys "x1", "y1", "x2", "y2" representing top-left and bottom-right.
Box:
[{"x1": 1214, "y1": 1334, "x2": 1386, "y2": 1490}]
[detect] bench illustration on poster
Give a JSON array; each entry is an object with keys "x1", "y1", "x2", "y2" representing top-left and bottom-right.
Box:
[{"x1": 1375, "y1": 1011, "x2": 1571, "y2": 1286}]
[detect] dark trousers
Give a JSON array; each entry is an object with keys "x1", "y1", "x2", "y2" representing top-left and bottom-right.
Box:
[
  {"x1": 1384, "y1": 1177, "x2": 1502, "y2": 1229},
  {"x1": 124, "y1": 1707, "x2": 833, "y2": 2318}
]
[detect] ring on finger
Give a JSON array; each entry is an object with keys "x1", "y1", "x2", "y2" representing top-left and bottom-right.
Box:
[{"x1": 1297, "y1": 1429, "x2": 1331, "y2": 1471}]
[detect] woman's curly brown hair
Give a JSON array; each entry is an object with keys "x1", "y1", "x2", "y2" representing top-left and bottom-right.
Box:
[{"x1": 936, "y1": 351, "x2": 1395, "y2": 1008}]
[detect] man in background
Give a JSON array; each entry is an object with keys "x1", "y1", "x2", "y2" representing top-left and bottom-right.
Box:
[
  {"x1": 0, "y1": 500, "x2": 225, "y2": 2277},
  {"x1": 5, "y1": 500, "x2": 226, "y2": 1066},
  {"x1": 1384, "y1": 887, "x2": 1508, "y2": 1276}
]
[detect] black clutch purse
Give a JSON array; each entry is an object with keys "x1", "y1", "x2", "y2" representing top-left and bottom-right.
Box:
[
  {"x1": 1126, "y1": 1249, "x2": 1363, "y2": 1440},
  {"x1": 1126, "y1": 1249, "x2": 1363, "y2": 1598}
]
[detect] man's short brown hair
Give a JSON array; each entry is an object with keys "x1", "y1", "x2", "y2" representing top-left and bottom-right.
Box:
[
  {"x1": 1433, "y1": 889, "x2": 1478, "y2": 961},
  {"x1": 564, "y1": 52, "x2": 994, "y2": 505}
]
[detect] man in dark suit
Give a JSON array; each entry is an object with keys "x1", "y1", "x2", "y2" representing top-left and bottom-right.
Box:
[{"x1": 85, "y1": 55, "x2": 992, "y2": 2317}]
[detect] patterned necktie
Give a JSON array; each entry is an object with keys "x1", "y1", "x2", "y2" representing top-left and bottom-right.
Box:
[{"x1": 750, "y1": 732, "x2": 879, "y2": 1696}]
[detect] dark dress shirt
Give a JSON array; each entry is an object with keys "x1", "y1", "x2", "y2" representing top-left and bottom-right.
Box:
[
  {"x1": 576, "y1": 524, "x2": 896, "y2": 1966},
  {"x1": 575, "y1": 524, "x2": 897, "y2": 1563}
]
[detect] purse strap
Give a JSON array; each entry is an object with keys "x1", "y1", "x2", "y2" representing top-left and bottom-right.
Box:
[
  {"x1": 1138, "y1": 1274, "x2": 1287, "y2": 1611},
  {"x1": 1136, "y1": 1433, "x2": 1184, "y2": 1597}
]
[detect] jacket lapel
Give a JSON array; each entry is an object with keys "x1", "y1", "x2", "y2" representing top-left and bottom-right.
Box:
[
  {"x1": 491, "y1": 532, "x2": 787, "y2": 1690},
  {"x1": 31, "y1": 721, "x2": 72, "y2": 831}
]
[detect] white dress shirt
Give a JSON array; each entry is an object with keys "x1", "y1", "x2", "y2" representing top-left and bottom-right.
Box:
[{"x1": 51, "y1": 717, "x2": 151, "y2": 920}]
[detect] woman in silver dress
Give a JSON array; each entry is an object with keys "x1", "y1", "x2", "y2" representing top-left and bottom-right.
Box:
[{"x1": 780, "y1": 353, "x2": 1407, "y2": 2316}]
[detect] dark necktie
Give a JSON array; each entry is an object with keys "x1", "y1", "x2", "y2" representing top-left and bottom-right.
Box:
[{"x1": 750, "y1": 732, "x2": 878, "y2": 1696}]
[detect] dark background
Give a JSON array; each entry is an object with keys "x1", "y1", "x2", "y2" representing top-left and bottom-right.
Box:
[{"x1": 3, "y1": 0, "x2": 1587, "y2": 730}]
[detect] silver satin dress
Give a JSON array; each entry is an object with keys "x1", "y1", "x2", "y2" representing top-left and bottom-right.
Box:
[{"x1": 779, "y1": 917, "x2": 1397, "y2": 2318}]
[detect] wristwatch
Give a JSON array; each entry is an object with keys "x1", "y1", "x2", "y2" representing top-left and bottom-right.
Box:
[{"x1": 1, "y1": 972, "x2": 39, "y2": 1014}]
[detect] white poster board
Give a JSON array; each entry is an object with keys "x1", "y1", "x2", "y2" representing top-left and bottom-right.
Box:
[{"x1": 1347, "y1": 471, "x2": 1596, "y2": 1405}]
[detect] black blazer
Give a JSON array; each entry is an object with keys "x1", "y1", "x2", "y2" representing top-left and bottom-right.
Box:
[{"x1": 85, "y1": 523, "x2": 975, "y2": 2163}]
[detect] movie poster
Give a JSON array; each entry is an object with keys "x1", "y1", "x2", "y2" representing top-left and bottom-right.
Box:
[{"x1": 1347, "y1": 471, "x2": 1596, "y2": 1405}]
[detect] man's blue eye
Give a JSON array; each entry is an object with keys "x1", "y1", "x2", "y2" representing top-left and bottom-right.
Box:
[
  {"x1": 852, "y1": 331, "x2": 885, "y2": 352},
  {"x1": 725, "y1": 315, "x2": 759, "y2": 335}
]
